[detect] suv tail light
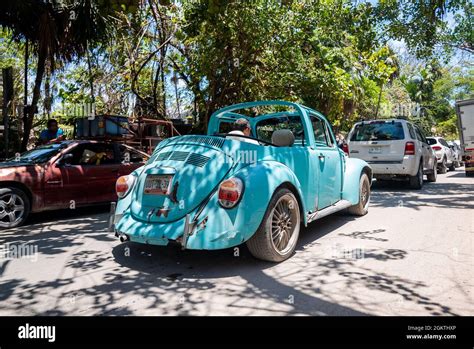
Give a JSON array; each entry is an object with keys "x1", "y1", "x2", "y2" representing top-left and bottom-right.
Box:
[
  {"x1": 432, "y1": 145, "x2": 442, "y2": 151},
  {"x1": 342, "y1": 143, "x2": 349, "y2": 155},
  {"x1": 218, "y1": 177, "x2": 244, "y2": 208},
  {"x1": 404, "y1": 142, "x2": 415, "y2": 155},
  {"x1": 116, "y1": 175, "x2": 135, "y2": 198}
]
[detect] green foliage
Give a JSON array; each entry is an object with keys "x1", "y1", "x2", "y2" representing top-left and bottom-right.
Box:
[{"x1": 0, "y1": 0, "x2": 472, "y2": 149}]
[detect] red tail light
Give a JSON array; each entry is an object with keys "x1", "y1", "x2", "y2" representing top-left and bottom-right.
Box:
[
  {"x1": 432, "y1": 146, "x2": 442, "y2": 151},
  {"x1": 404, "y1": 142, "x2": 415, "y2": 155},
  {"x1": 116, "y1": 175, "x2": 135, "y2": 198},
  {"x1": 342, "y1": 143, "x2": 349, "y2": 155},
  {"x1": 218, "y1": 177, "x2": 244, "y2": 208}
]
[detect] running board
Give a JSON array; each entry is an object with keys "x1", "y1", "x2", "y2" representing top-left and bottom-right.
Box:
[{"x1": 307, "y1": 200, "x2": 352, "y2": 223}]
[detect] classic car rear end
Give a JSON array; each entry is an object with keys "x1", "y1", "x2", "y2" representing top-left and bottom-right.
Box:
[{"x1": 113, "y1": 101, "x2": 372, "y2": 262}]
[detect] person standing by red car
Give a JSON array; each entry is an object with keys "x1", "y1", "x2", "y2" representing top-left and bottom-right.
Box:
[{"x1": 39, "y1": 119, "x2": 65, "y2": 145}]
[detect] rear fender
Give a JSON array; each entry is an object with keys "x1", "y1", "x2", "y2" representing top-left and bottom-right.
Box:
[{"x1": 342, "y1": 158, "x2": 372, "y2": 205}]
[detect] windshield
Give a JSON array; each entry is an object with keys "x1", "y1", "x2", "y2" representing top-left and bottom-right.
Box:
[
  {"x1": 350, "y1": 121, "x2": 405, "y2": 141},
  {"x1": 9, "y1": 144, "x2": 66, "y2": 163}
]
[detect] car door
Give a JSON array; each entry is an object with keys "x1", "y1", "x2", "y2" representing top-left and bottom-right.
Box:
[
  {"x1": 310, "y1": 115, "x2": 343, "y2": 209},
  {"x1": 43, "y1": 144, "x2": 88, "y2": 210},
  {"x1": 440, "y1": 138, "x2": 454, "y2": 162},
  {"x1": 78, "y1": 143, "x2": 121, "y2": 203},
  {"x1": 414, "y1": 126, "x2": 431, "y2": 172}
]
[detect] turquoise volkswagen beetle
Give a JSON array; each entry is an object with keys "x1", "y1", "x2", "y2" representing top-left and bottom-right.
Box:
[{"x1": 112, "y1": 101, "x2": 372, "y2": 262}]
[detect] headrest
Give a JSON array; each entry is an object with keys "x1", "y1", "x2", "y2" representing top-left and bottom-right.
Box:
[{"x1": 271, "y1": 129, "x2": 295, "y2": 147}]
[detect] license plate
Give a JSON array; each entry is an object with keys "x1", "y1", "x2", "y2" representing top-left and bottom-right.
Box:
[
  {"x1": 368, "y1": 147, "x2": 382, "y2": 154},
  {"x1": 144, "y1": 175, "x2": 173, "y2": 195}
]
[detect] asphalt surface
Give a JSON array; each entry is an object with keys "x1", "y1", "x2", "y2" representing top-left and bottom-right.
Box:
[{"x1": 0, "y1": 169, "x2": 472, "y2": 316}]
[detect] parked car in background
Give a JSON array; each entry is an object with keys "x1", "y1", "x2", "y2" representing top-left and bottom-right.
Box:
[
  {"x1": 346, "y1": 119, "x2": 437, "y2": 189},
  {"x1": 426, "y1": 137, "x2": 456, "y2": 173},
  {"x1": 456, "y1": 98, "x2": 474, "y2": 177},
  {"x1": 112, "y1": 101, "x2": 372, "y2": 263},
  {"x1": 0, "y1": 140, "x2": 149, "y2": 228},
  {"x1": 448, "y1": 141, "x2": 462, "y2": 168}
]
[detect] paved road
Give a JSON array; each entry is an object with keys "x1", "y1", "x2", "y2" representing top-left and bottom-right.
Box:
[{"x1": 0, "y1": 170, "x2": 472, "y2": 316}]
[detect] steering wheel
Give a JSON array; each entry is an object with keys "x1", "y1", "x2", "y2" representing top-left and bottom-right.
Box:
[{"x1": 215, "y1": 133, "x2": 277, "y2": 146}]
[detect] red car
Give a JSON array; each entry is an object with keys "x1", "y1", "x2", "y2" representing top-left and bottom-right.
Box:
[{"x1": 0, "y1": 140, "x2": 148, "y2": 228}]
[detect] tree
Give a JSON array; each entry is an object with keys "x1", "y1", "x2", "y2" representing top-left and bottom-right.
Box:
[{"x1": 0, "y1": 0, "x2": 138, "y2": 151}]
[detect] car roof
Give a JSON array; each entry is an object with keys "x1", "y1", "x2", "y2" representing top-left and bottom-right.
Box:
[
  {"x1": 55, "y1": 140, "x2": 149, "y2": 156},
  {"x1": 354, "y1": 119, "x2": 409, "y2": 124}
]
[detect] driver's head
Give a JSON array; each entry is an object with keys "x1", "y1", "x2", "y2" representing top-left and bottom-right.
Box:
[
  {"x1": 234, "y1": 118, "x2": 251, "y2": 136},
  {"x1": 47, "y1": 119, "x2": 58, "y2": 133}
]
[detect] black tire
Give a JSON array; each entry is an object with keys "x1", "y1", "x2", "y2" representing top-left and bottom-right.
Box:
[
  {"x1": 448, "y1": 161, "x2": 456, "y2": 171},
  {"x1": 0, "y1": 187, "x2": 30, "y2": 229},
  {"x1": 438, "y1": 157, "x2": 447, "y2": 174},
  {"x1": 347, "y1": 173, "x2": 370, "y2": 216},
  {"x1": 409, "y1": 162, "x2": 423, "y2": 189},
  {"x1": 246, "y1": 188, "x2": 301, "y2": 262},
  {"x1": 427, "y1": 161, "x2": 437, "y2": 182}
]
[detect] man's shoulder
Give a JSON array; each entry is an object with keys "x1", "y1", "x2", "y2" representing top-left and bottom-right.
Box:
[{"x1": 228, "y1": 130, "x2": 244, "y2": 136}]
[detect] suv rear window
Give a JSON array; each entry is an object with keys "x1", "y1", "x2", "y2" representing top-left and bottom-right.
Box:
[
  {"x1": 426, "y1": 138, "x2": 437, "y2": 145},
  {"x1": 350, "y1": 121, "x2": 405, "y2": 141}
]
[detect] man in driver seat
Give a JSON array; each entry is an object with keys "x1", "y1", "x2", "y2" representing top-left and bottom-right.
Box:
[{"x1": 228, "y1": 118, "x2": 259, "y2": 145}]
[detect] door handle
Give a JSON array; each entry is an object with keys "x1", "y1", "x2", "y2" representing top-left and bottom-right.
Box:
[{"x1": 318, "y1": 153, "x2": 325, "y2": 160}]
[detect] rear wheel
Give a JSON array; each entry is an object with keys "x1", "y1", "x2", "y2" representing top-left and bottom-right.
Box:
[
  {"x1": 448, "y1": 161, "x2": 456, "y2": 171},
  {"x1": 409, "y1": 162, "x2": 423, "y2": 189},
  {"x1": 427, "y1": 161, "x2": 437, "y2": 182},
  {"x1": 347, "y1": 173, "x2": 370, "y2": 216},
  {"x1": 438, "y1": 156, "x2": 448, "y2": 174},
  {"x1": 0, "y1": 187, "x2": 30, "y2": 229},
  {"x1": 246, "y1": 189, "x2": 300, "y2": 262}
]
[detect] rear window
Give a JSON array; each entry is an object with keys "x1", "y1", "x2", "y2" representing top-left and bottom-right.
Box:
[
  {"x1": 350, "y1": 121, "x2": 405, "y2": 141},
  {"x1": 426, "y1": 138, "x2": 437, "y2": 145}
]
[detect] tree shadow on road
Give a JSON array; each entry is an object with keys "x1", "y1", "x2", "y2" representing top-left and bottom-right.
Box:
[
  {"x1": 370, "y1": 180, "x2": 474, "y2": 210},
  {"x1": 0, "y1": 189, "x2": 463, "y2": 316}
]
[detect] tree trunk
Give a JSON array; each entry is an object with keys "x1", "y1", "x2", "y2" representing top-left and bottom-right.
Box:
[{"x1": 21, "y1": 46, "x2": 47, "y2": 152}]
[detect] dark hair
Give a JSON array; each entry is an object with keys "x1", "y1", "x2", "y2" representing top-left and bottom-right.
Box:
[
  {"x1": 47, "y1": 119, "x2": 58, "y2": 127},
  {"x1": 233, "y1": 118, "x2": 250, "y2": 131}
]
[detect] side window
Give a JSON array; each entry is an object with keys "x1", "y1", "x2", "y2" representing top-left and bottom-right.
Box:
[
  {"x1": 311, "y1": 116, "x2": 332, "y2": 147},
  {"x1": 120, "y1": 145, "x2": 146, "y2": 164},
  {"x1": 325, "y1": 122, "x2": 335, "y2": 147},
  {"x1": 407, "y1": 124, "x2": 417, "y2": 139},
  {"x1": 69, "y1": 143, "x2": 116, "y2": 166},
  {"x1": 439, "y1": 139, "x2": 448, "y2": 147},
  {"x1": 414, "y1": 127, "x2": 424, "y2": 143}
]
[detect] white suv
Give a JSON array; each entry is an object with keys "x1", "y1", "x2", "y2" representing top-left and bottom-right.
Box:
[
  {"x1": 426, "y1": 137, "x2": 456, "y2": 173},
  {"x1": 347, "y1": 119, "x2": 437, "y2": 189}
]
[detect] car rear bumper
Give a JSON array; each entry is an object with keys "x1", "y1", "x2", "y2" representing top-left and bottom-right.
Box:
[
  {"x1": 367, "y1": 156, "x2": 418, "y2": 177},
  {"x1": 113, "y1": 192, "x2": 263, "y2": 250}
]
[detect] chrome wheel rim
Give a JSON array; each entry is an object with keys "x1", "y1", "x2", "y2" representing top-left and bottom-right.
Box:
[
  {"x1": 270, "y1": 194, "x2": 299, "y2": 254},
  {"x1": 361, "y1": 178, "x2": 370, "y2": 208},
  {"x1": 0, "y1": 193, "x2": 25, "y2": 227}
]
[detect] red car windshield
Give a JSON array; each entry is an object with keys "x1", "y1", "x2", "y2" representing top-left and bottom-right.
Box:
[{"x1": 9, "y1": 143, "x2": 67, "y2": 164}]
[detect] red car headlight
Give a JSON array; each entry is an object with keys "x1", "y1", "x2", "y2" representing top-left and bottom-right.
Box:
[
  {"x1": 218, "y1": 177, "x2": 244, "y2": 208},
  {"x1": 116, "y1": 175, "x2": 136, "y2": 198}
]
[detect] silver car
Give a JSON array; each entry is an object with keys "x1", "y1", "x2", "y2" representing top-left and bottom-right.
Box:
[
  {"x1": 347, "y1": 119, "x2": 437, "y2": 189},
  {"x1": 448, "y1": 141, "x2": 462, "y2": 168}
]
